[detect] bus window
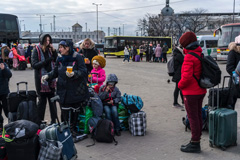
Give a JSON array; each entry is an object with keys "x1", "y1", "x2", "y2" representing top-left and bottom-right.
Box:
[
  {"x1": 118, "y1": 39, "x2": 125, "y2": 47},
  {"x1": 105, "y1": 38, "x2": 117, "y2": 48},
  {"x1": 206, "y1": 40, "x2": 217, "y2": 48},
  {"x1": 199, "y1": 41, "x2": 204, "y2": 47}
]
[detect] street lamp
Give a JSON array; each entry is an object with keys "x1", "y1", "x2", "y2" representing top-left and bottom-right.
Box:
[
  {"x1": 42, "y1": 24, "x2": 47, "y2": 32},
  {"x1": 92, "y1": 3, "x2": 102, "y2": 43},
  {"x1": 20, "y1": 20, "x2": 24, "y2": 31},
  {"x1": 233, "y1": 0, "x2": 235, "y2": 23},
  {"x1": 36, "y1": 14, "x2": 45, "y2": 34},
  {"x1": 122, "y1": 24, "x2": 126, "y2": 36}
]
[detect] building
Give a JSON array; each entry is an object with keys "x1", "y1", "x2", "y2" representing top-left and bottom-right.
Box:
[{"x1": 22, "y1": 23, "x2": 105, "y2": 43}]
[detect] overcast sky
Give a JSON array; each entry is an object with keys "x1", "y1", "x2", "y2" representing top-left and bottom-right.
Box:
[{"x1": 1, "y1": 0, "x2": 239, "y2": 36}]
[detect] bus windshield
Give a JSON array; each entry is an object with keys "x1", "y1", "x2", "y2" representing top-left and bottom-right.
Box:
[
  {"x1": 105, "y1": 38, "x2": 117, "y2": 48},
  {"x1": 218, "y1": 26, "x2": 240, "y2": 47}
]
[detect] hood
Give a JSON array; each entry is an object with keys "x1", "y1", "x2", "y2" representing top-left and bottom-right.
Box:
[
  {"x1": 1, "y1": 44, "x2": 7, "y2": 47},
  {"x1": 17, "y1": 44, "x2": 23, "y2": 49},
  {"x1": 106, "y1": 74, "x2": 118, "y2": 84},
  {"x1": 39, "y1": 34, "x2": 52, "y2": 45},
  {"x1": 157, "y1": 44, "x2": 160, "y2": 47},
  {"x1": 80, "y1": 38, "x2": 95, "y2": 49},
  {"x1": 228, "y1": 42, "x2": 240, "y2": 53},
  {"x1": 185, "y1": 41, "x2": 200, "y2": 50}
]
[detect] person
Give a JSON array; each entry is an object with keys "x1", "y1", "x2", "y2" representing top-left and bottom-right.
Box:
[
  {"x1": 11, "y1": 43, "x2": 20, "y2": 70},
  {"x1": 1, "y1": 44, "x2": 11, "y2": 67},
  {"x1": 98, "y1": 74, "x2": 122, "y2": 136},
  {"x1": 139, "y1": 45, "x2": 144, "y2": 61},
  {"x1": 41, "y1": 40, "x2": 89, "y2": 142},
  {"x1": 26, "y1": 43, "x2": 33, "y2": 68},
  {"x1": 132, "y1": 45, "x2": 138, "y2": 62},
  {"x1": 226, "y1": 42, "x2": 240, "y2": 110},
  {"x1": 172, "y1": 46, "x2": 184, "y2": 109},
  {"x1": 79, "y1": 38, "x2": 98, "y2": 73},
  {"x1": 32, "y1": 34, "x2": 58, "y2": 124},
  {"x1": 146, "y1": 44, "x2": 153, "y2": 62},
  {"x1": 123, "y1": 45, "x2": 130, "y2": 63},
  {"x1": 90, "y1": 55, "x2": 106, "y2": 93},
  {"x1": 154, "y1": 44, "x2": 162, "y2": 62},
  {"x1": 178, "y1": 31, "x2": 207, "y2": 153},
  {"x1": 0, "y1": 58, "x2": 12, "y2": 129},
  {"x1": 162, "y1": 43, "x2": 168, "y2": 63},
  {"x1": 17, "y1": 44, "x2": 25, "y2": 57}
]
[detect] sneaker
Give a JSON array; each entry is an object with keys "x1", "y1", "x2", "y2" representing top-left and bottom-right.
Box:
[
  {"x1": 122, "y1": 61, "x2": 125, "y2": 64},
  {"x1": 172, "y1": 103, "x2": 184, "y2": 109}
]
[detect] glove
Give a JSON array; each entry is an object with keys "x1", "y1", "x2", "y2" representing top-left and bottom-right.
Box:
[
  {"x1": 41, "y1": 75, "x2": 49, "y2": 84},
  {"x1": 66, "y1": 71, "x2": 74, "y2": 78}
]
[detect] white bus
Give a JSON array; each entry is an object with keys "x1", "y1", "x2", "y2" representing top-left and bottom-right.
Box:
[{"x1": 197, "y1": 35, "x2": 218, "y2": 60}]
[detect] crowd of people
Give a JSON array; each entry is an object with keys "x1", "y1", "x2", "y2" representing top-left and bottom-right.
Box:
[{"x1": 0, "y1": 31, "x2": 240, "y2": 152}]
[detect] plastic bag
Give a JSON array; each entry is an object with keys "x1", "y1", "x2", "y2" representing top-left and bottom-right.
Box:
[{"x1": 84, "y1": 106, "x2": 93, "y2": 134}]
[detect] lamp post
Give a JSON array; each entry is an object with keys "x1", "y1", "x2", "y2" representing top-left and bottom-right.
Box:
[
  {"x1": 42, "y1": 24, "x2": 47, "y2": 32},
  {"x1": 122, "y1": 24, "x2": 126, "y2": 36},
  {"x1": 20, "y1": 20, "x2": 24, "y2": 31},
  {"x1": 233, "y1": 0, "x2": 235, "y2": 23},
  {"x1": 92, "y1": 3, "x2": 102, "y2": 43},
  {"x1": 36, "y1": 14, "x2": 45, "y2": 34}
]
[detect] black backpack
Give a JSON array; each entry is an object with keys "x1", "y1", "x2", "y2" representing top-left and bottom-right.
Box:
[
  {"x1": 189, "y1": 52, "x2": 221, "y2": 88},
  {"x1": 87, "y1": 119, "x2": 117, "y2": 147},
  {"x1": 4, "y1": 48, "x2": 9, "y2": 57}
]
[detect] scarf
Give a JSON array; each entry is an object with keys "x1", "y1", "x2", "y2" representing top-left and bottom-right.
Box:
[
  {"x1": 58, "y1": 54, "x2": 76, "y2": 66},
  {"x1": 36, "y1": 45, "x2": 56, "y2": 93}
]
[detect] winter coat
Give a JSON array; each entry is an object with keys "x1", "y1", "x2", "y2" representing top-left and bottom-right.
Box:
[
  {"x1": 172, "y1": 48, "x2": 184, "y2": 82},
  {"x1": 162, "y1": 45, "x2": 169, "y2": 53},
  {"x1": 154, "y1": 44, "x2": 162, "y2": 58},
  {"x1": 12, "y1": 47, "x2": 20, "y2": 59},
  {"x1": 98, "y1": 74, "x2": 121, "y2": 106},
  {"x1": 31, "y1": 34, "x2": 58, "y2": 94},
  {"x1": 90, "y1": 66, "x2": 106, "y2": 86},
  {"x1": 124, "y1": 47, "x2": 130, "y2": 55},
  {"x1": 132, "y1": 47, "x2": 138, "y2": 56},
  {"x1": 145, "y1": 46, "x2": 153, "y2": 55},
  {"x1": 226, "y1": 42, "x2": 240, "y2": 76},
  {"x1": 1, "y1": 46, "x2": 11, "y2": 61},
  {"x1": 26, "y1": 45, "x2": 33, "y2": 58},
  {"x1": 48, "y1": 52, "x2": 89, "y2": 105},
  {"x1": 17, "y1": 44, "x2": 25, "y2": 57},
  {"x1": 0, "y1": 63, "x2": 12, "y2": 95},
  {"x1": 80, "y1": 42, "x2": 98, "y2": 73},
  {"x1": 178, "y1": 42, "x2": 207, "y2": 96}
]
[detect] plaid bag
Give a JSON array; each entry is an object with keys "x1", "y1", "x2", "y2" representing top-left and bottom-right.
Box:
[
  {"x1": 128, "y1": 111, "x2": 147, "y2": 136},
  {"x1": 38, "y1": 140, "x2": 63, "y2": 160}
]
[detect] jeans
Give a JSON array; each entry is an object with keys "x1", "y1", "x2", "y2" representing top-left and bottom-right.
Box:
[
  {"x1": 184, "y1": 94, "x2": 205, "y2": 141},
  {"x1": 104, "y1": 105, "x2": 120, "y2": 131},
  {"x1": 155, "y1": 57, "x2": 161, "y2": 62},
  {"x1": 123, "y1": 55, "x2": 129, "y2": 62}
]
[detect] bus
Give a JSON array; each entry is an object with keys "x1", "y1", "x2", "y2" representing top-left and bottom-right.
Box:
[
  {"x1": 0, "y1": 13, "x2": 21, "y2": 44},
  {"x1": 197, "y1": 35, "x2": 218, "y2": 60},
  {"x1": 104, "y1": 36, "x2": 172, "y2": 57},
  {"x1": 213, "y1": 23, "x2": 240, "y2": 61}
]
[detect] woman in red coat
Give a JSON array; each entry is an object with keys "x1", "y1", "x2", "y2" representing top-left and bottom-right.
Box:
[{"x1": 178, "y1": 32, "x2": 207, "y2": 153}]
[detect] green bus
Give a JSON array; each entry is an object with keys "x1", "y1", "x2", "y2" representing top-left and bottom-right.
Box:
[{"x1": 104, "y1": 36, "x2": 172, "y2": 57}]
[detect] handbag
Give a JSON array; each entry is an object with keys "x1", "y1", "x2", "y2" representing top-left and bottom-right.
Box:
[{"x1": 8, "y1": 51, "x2": 13, "y2": 58}]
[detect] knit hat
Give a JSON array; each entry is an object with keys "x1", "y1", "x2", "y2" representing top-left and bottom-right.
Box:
[
  {"x1": 92, "y1": 60, "x2": 100, "y2": 66},
  {"x1": 179, "y1": 32, "x2": 197, "y2": 48},
  {"x1": 91, "y1": 56, "x2": 106, "y2": 68}
]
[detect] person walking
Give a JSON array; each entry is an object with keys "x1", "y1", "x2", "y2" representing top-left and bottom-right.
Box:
[
  {"x1": 41, "y1": 40, "x2": 89, "y2": 142},
  {"x1": 178, "y1": 32, "x2": 207, "y2": 153},
  {"x1": 162, "y1": 43, "x2": 168, "y2": 63},
  {"x1": 123, "y1": 45, "x2": 130, "y2": 63},
  {"x1": 139, "y1": 45, "x2": 144, "y2": 61},
  {"x1": 32, "y1": 34, "x2": 58, "y2": 124},
  {"x1": 0, "y1": 59, "x2": 12, "y2": 129},
  {"x1": 154, "y1": 44, "x2": 162, "y2": 62},
  {"x1": 79, "y1": 38, "x2": 98, "y2": 73},
  {"x1": 172, "y1": 46, "x2": 184, "y2": 109},
  {"x1": 26, "y1": 43, "x2": 33, "y2": 68}
]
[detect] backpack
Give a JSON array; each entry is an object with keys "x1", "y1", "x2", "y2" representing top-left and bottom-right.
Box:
[
  {"x1": 189, "y1": 52, "x2": 221, "y2": 88},
  {"x1": 87, "y1": 119, "x2": 117, "y2": 147},
  {"x1": 182, "y1": 105, "x2": 208, "y2": 131},
  {"x1": 167, "y1": 57, "x2": 174, "y2": 76},
  {"x1": 122, "y1": 93, "x2": 144, "y2": 114},
  {"x1": 4, "y1": 48, "x2": 9, "y2": 57},
  {"x1": 17, "y1": 100, "x2": 39, "y2": 124}
]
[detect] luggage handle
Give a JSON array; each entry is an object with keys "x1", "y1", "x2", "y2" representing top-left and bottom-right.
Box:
[
  {"x1": 222, "y1": 76, "x2": 232, "y2": 89},
  {"x1": 50, "y1": 95, "x2": 61, "y2": 125},
  {"x1": 17, "y1": 81, "x2": 28, "y2": 95}
]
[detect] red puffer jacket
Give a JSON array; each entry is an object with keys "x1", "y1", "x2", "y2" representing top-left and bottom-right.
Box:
[{"x1": 178, "y1": 46, "x2": 207, "y2": 95}]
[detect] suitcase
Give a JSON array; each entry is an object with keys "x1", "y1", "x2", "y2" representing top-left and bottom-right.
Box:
[
  {"x1": 6, "y1": 135, "x2": 40, "y2": 160},
  {"x1": 128, "y1": 111, "x2": 146, "y2": 136},
  {"x1": 208, "y1": 76, "x2": 233, "y2": 109},
  {"x1": 18, "y1": 61, "x2": 27, "y2": 70},
  {"x1": 209, "y1": 85, "x2": 237, "y2": 150},
  {"x1": 7, "y1": 81, "x2": 37, "y2": 113},
  {"x1": 135, "y1": 55, "x2": 140, "y2": 62}
]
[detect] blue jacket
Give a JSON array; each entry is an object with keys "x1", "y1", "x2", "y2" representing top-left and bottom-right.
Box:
[{"x1": 0, "y1": 63, "x2": 12, "y2": 95}]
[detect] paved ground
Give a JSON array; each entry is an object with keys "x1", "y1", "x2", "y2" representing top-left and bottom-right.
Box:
[{"x1": 6, "y1": 56, "x2": 240, "y2": 160}]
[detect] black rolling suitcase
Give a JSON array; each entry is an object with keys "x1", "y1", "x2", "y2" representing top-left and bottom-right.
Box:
[
  {"x1": 7, "y1": 82, "x2": 37, "y2": 123},
  {"x1": 18, "y1": 61, "x2": 27, "y2": 70}
]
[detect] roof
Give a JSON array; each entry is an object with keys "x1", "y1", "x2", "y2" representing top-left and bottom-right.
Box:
[
  {"x1": 222, "y1": 23, "x2": 240, "y2": 27},
  {"x1": 72, "y1": 23, "x2": 82, "y2": 28}
]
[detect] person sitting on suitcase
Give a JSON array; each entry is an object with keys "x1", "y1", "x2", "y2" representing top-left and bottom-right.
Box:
[
  {"x1": 98, "y1": 74, "x2": 122, "y2": 136},
  {"x1": 89, "y1": 55, "x2": 106, "y2": 93},
  {"x1": 0, "y1": 58, "x2": 12, "y2": 129},
  {"x1": 41, "y1": 40, "x2": 89, "y2": 143},
  {"x1": 178, "y1": 32, "x2": 207, "y2": 153},
  {"x1": 32, "y1": 34, "x2": 58, "y2": 124}
]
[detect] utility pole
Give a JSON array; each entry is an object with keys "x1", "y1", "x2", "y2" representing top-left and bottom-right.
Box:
[
  {"x1": 108, "y1": 27, "x2": 110, "y2": 36},
  {"x1": 23, "y1": 24, "x2": 25, "y2": 31},
  {"x1": 233, "y1": 0, "x2": 236, "y2": 23},
  {"x1": 122, "y1": 24, "x2": 125, "y2": 36},
  {"x1": 42, "y1": 24, "x2": 47, "y2": 32},
  {"x1": 20, "y1": 20, "x2": 24, "y2": 31},
  {"x1": 36, "y1": 14, "x2": 44, "y2": 34},
  {"x1": 53, "y1": 15, "x2": 56, "y2": 32},
  {"x1": 119, "y1": 27, "x2": 121, "y2": 36},
  {"x1": 50, "y1": 23, "x2": 52, "y2": 32},
  {"x1": 92, "y1": 3, "x2": 102, "y2": 43},
  {"x1": 85, "y1": 23, "x2": 87, "y2": 32}
]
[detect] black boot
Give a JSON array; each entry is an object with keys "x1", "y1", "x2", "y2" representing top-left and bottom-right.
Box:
[{"x1": 180, "y1": 141, "x2": 201, "y2": 153}]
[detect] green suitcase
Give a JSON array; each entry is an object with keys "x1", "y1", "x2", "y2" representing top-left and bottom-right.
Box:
[{"x1": 209, "y1": 108, "x2": 237, "y2": 150}]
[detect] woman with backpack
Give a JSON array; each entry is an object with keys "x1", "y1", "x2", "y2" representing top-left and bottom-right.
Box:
[
  {"x1": 178, "y1": 32, "x2": 207, "y2": 153},
  {"x1": 1, "y1": 44, "x2": 11, "y2": 67}
]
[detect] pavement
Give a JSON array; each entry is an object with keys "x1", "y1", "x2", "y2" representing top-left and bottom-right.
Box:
[{"x1": 6, "y1": 56, "x2": 240, "y2": 160}]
